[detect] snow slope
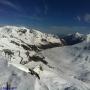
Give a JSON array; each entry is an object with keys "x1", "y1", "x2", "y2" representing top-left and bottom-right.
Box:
[
  {"x1": 42, "y1": 40, "x2": 90, "y2": 90},
  {"x1": 0, "y1": 56, "x2": 36, "y2": 90}
]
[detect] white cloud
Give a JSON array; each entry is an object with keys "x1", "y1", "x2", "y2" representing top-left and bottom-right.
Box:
[
  {"x1": 42, "y1": 0, "x2": 48, "y2": 15},
  {"x1": 76, "y1": 16, "x2": 81, "y2": 21},
  {"x1": 84, "y1": 13, "x2": 90, "y2": 22},
  {"x1": 0, "y1": 0, "x2": 20, "y2": 11},
  {"x1": 76, "y1": 13, "x2": 90, "y2": 23}
]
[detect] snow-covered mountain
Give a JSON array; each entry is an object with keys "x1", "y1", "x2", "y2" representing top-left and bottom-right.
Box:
[
  {"x1": 61, "y1": 32, "x2": 85, "y2": 45},
  {"x1": 0, "y1": 26, "x2": 62, "y2": 64},
  {"x1": 0, "y1": 26, "x2": 89, "y2": 90},
  {"x1": 0, "y1": 25, "x2": 62, "y2": 45}
]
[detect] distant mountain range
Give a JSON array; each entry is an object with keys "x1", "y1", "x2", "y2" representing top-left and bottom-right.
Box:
[{"x1": 59, "y1": 32, "x2": 86, "y2": 45}]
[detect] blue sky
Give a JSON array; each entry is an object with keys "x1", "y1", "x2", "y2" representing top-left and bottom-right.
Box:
[{"x1": 0, "y1": 0, "x2": 90, "y2": 34}]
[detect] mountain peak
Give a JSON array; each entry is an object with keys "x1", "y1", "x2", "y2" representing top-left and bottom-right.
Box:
[{"x1": 75, "y1": 32, "x2": 83, "y2": 38}]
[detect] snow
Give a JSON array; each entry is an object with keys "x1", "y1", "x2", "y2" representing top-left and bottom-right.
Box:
[
  {"x1": 0, "y1": 25, "x2": 62, "y2": 66},
  {"x1": 0, "y1": 25, "x2": 90, "y2": 90},
  {"x1": 86, "y1": 34, "x2": 90, "y2": 42},
  {"x1": 41, "y1": 41, "x2": 90, "y2": 90},
  {"x1": 8, "y1": 61, "x2": 30, "y2": 73},
  {"x1": 75, "y1": 32, "x2": 83, "y2": 38},
  {"x1": 0, "y1": 26, "x2": 61, "y2": 45},
  {"x1": 0, "y1": 56, "x2": 36, "y2": 90}
]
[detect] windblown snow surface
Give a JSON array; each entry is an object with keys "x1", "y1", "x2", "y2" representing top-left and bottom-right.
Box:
[
  {"x1": 42, "y1": 39, "x2": 90, "y2": 90},
  {"x1": 0, "y1": 26, "x2": 89, "y2": 90}
]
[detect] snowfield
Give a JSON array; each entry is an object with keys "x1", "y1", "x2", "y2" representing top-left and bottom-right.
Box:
[
  {"x1": 0, "y1": 26, "x2": 89, "y2": 90},
  {"x1": 42, "y1": 40, "x2": 90, "y2": 90}
]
